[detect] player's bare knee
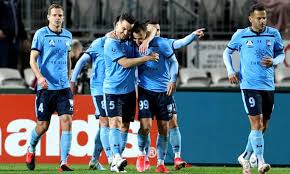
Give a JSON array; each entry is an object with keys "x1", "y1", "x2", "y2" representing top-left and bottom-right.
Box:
[
  {"x1": 99, "y1": 117, "x2": 109, "y2": 127},
  {"x1": 169, "y1": 118, "x2": 178, "y2": 129},
  {"x1": 157, "y1": 123, "x2": 169, "y2": 136},
  {"x1": 36, "y1": 121, "x2": 49, "y2": 133},
  {"x1": 60, "y1": 115, "x2": 72, "y2": 124},
  {"x1": 140, "y1": 124, "x2": 151, "y2": 135}
]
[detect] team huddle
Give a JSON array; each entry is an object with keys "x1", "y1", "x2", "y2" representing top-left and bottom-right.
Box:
[{"x1": 25, "y1": 3, "x2": 285, "y2": 174}]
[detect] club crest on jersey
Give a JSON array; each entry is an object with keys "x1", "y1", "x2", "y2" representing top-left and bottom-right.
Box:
[
  {"x1": 246, "y1": 40, "x2": 253, "y2": 47},
  {"x1": 266, "y1": 40, "x2": 272, "y2": 46},
  {"x1": 49, "y1": 39, "x2": 55, "y2": 47}
]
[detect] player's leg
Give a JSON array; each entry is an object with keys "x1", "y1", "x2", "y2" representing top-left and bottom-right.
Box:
[
  {"x1": 144, "y1": 133, "x2": 151, "y2": 170},
  {"x1": 169, "y1": 115, "x2": 188, "y2": 170},
  {"x1": 106, "y1": 94, "x2": 127, "y2": 172},
  {"x1": 89, "y1": 95, "x2": 106, "y2": 170},
  {"x1": 155, "y1": 93, "x2": 172, "y2": 173},
  {"x1": 136, "y1": 118, "x2": 151, "y2": 172},
  {"x1": 26, "y1": 120, "x2": 50, "y2": 170},
  {"x1": 99, "y1": 116, "x2": 112, "y2": 164},
  {"x1": 120, "y1": 91, "x2": 136, "y2": 156},
  {"x1": 57, "y1": 88, "x2": 74, "y2": 172},
  {"x1": 136, "y1": 87, "x2": 153, "y2": 172},
  {"x1": 26, "y1": 89, "x2": 53, "y2": 170},
  {"x1": 256, "y1": 91, "x2": 274, "y2": 174},
  {"x1": 120, "y1": 122, "x2": 129, "y2": 155},
  {"x1": 156, "y1": 120, "x2": 170, "y2": 173},
  {"x1": 239, "y1": 89, "x2": 263, "y2": 174}
]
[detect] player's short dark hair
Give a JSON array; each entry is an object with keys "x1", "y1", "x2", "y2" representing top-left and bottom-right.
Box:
[
  {"x1": 249, "y1": 3, "x2": 266, "y2": 16},
  {"x1": 113, "y1": 15, "x2": 121, "y2": 26},
  {"x1": 48, "y1": 4, "x2": 64, "y2": 15},
  {"x1": 145, "y1": 19, "x2": 160, "y2": 25},
  {"x1": 118, "y1": 13, "x2": 136, "y2": 25},
  {"x1": 132, "y1": 22, "x2": 147, "y2": 34}
]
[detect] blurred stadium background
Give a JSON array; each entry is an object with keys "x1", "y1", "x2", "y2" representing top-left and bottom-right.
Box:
[{"x1": 1, "y1": 0, "x2": 290, "y2": 170}]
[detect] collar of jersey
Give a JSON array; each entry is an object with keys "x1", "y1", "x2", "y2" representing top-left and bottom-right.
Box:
[
  {"x1": 249, "y1": 27, "x2": 266, "y2": 35},
  {"x1": 47, "y1": 26, "x2": 63, "y2": 35}
]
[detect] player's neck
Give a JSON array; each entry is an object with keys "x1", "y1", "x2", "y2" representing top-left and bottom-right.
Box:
[
  {"x1": 48, "y1": 24, "x2": 62, "y2": 33},
  {"x1": 250, "y1": 26, "x2": 265, "y2": 33}
]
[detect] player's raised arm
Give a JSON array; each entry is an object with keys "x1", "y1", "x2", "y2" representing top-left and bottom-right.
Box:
[{"x1": 172, "y1": 28, "x2": 205, "y2": 50}]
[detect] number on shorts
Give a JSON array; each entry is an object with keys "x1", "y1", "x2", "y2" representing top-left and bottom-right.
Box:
[
  {"x1": 249, "y1": 97, "x2": 255, "y2": 107},
  {"x1": 139, "y1": 100, "x2": 149, "y2": 110},
  {"x1": 109, "y1": 101, "x2": 115, "y2": 110},
  {"x1": 38, "y1": 103, "x2": 44, "y2": 112},
  {"x1": 101, "y1": 100, "x2": 105, "y2": 109}
]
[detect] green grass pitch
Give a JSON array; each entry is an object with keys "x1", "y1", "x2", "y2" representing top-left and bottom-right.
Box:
[{"x1": 0, "y1": 164, "x2": 290, "y2": 174}]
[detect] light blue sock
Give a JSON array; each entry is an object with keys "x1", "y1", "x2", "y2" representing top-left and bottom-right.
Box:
[
  {"x1": 250, "y1": 130, "x2": 264, "y2": 164},
  {"x1": 169, "y1": 127, "x2": 181, "y2": 156},
  {"x1": 137, "y1": 129, "x2": 148, "y2": 154},
  {"x1": 100, "y1": 126, "x2": 112, "y2": 162},
  {"x1": 60, "y1": 131, "x2": 72, "y2": 164},
  {"x1": 28, "y1": 129, "x2": 41, "y2": 153},
  {"x1": 157, "y1": 134, "x2": 168, "y2": 161},
  {"x1": 91, "y1": 129, "x2": 103, "y2": 163},
  {"x1": 109, "y1": 128, "x2": 121, "y2": 156},
  {"x1": 243, "y1": 134, "x2": 253, "y2": 160},
  {"x1": 120, "y1": 131, "x2": 128, "y2": 154},
  {"x1": 145, "y1": 133, "x2": 151, "y2": 161}
]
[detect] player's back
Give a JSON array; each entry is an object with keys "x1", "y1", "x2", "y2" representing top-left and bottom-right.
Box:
[
  {"x1": 86, "y1": 36, "x2": 106, "y2": 95},
  {"x1": 138, "y1": 37, "x2": 174, "y2": 92},
  {"x1": 32, "y1": 26, "x2": 72, "y2": 90},
  {"x1": 103, "y1": 38, "x2": 136, "y2": 94},
  {"x1": 228, "y1": 26, "x2": 283, "y2": 90}
]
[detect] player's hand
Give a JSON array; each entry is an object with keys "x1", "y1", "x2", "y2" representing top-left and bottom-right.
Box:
[
  {"x1": 167, "y1": 82, "x2": 176, "y2": 96},
  {"x1": 70, "y1": 81, "x2": 76, "y2": 94},
  {"x1": 228, "y1": 73, "x2": 239, "y2": 84},
  {"x1": 193, "y1": 28, "x2": 205, "y2": 39},
  {"x1": 38, "y1": 76, "x2": 48, "y2": 89},
  {"x1": 139, "y1": 40, "x2": 149, "y2": 54},
  {"x1": 148, "y1": 52, "x2": 159, "y2": 62},
  {"x1": 106, "y1": 31, "x2": 118, "y2": 39},
  {"x1": 261, "y1": 56, "x2": 273, "y2": 68}
]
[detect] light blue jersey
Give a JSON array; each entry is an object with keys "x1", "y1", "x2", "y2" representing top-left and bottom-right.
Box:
[
  {"x1": 86, "y1": 37, "x2": 106, "y2": 96},
  {"x1": 138, "y1": 37, "x2": 176, "y2": 92},
  {"x1": 103, "y1": 38, "x2": 136, "y2": 94},
  {"x1": 166, "y1": 33, "x2": 197, "y2": 50},
  {"x1": 227, "y1": 27, "x2": 284, "y2": 90},
  {"x1": 31, "y1": 26, "x2": 72, "y2": 90},
  {"x1": 71, "y1": 37, "x2": 106, "y2": 96}
]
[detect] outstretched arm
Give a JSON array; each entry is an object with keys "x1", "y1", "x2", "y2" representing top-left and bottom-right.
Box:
[{"x1": 173, "y1": 28, "x2": 205, "y2": 50}]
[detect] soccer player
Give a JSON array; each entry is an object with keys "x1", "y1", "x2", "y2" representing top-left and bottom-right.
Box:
[
  {"x1": 26, "y1": 4, "x2": 74, "y2": 172},
  {"x1": 70, "y1": 36, "x2": 109, "y2": 170},
  {"x1": 141, "y1": 20, "x2": 205, "y2": 170},
  {"x1": 104, "y1": 13, "x2": 159, "y2": 173},
  {"x1": 223, "y1": 3, "x2": 285, "y2": 174},
  {"x1": 132, "y1": 22, "x2": 179, "y2": 173}
]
